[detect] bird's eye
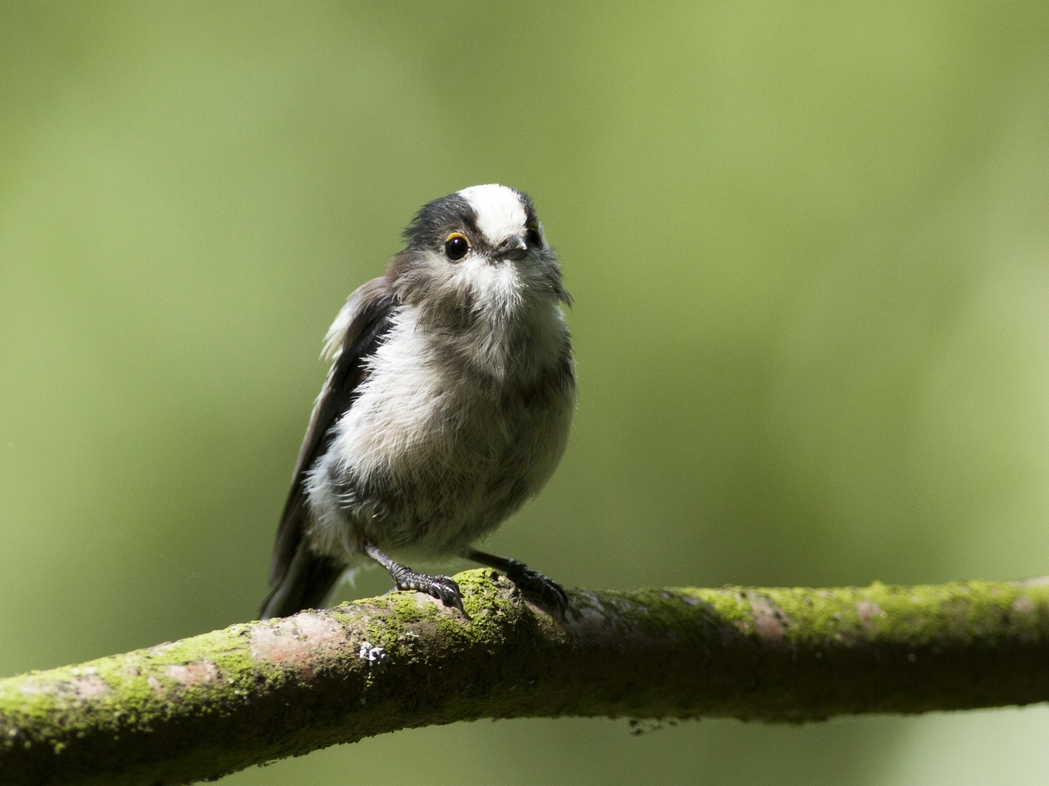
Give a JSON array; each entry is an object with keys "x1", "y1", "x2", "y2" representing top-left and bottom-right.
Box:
[
  {"x1": 444, "y1": 233, "x2": 470, "y2": 261},
  {"x1": 525, "y1": 221, "x2": 543, "y2": 249}
]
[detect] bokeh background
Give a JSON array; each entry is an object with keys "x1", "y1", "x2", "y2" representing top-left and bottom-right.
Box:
[{"x1": 2, "y1": 2, "x2": 1049, "y2": 783}]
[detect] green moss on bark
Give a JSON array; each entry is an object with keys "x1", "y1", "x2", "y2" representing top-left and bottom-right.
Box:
[{"x1": 1, "y1": 573, "x2": 1048, "y2": 785}]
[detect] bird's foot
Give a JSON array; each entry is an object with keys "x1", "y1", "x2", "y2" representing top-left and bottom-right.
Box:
[
  {"x1": 365, "y1": 544, "x2": 467, "y2": 617},
  {"x1": 392, "y1": 569, "x2": 466, "y2": 616},
  {"x1": 467, "y1": 549, "x2": 568, "y2": 619},
  {"x1": 502, "y1": 560, "x2": 568, "y2": 618}
]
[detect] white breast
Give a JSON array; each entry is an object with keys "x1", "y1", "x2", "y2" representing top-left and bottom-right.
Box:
[
  {"x1": 305, "y1": 300, "x2": 575, "y2": 561},
  {"x1": 335, "y1": 307, "x2": 441, "y2": 467}
]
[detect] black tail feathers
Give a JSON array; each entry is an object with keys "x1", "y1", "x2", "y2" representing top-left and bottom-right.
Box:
[{"x1": 259, "y1": 541, "x2": 343, "y2": 619}]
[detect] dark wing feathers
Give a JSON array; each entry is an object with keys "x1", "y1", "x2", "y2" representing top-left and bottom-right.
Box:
[{"x1": 261, "y1": 279, "x2": 397, "y2": 617}]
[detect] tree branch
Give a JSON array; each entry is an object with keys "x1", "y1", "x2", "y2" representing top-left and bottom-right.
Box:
[{"x1": 2, "y1": 570, "x2": 1048, "y2": 785}]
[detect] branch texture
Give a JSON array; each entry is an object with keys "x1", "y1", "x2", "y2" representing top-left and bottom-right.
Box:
[{"x1": 2, "y1": 571, "x2": 1049, "y2": 785}]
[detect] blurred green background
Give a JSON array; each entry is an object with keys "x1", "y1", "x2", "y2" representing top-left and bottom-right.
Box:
[{"x1": 2, "y1": 1, "x2": 1049, "y2": 783}]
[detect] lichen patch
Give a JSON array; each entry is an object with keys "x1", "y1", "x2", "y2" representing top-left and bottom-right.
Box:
[
  {"x1": 71, "y1": 674, "x2": 111, "y2": 700},
  {"x1": 18, "y1": 672, "x2": 111, "y2": 705},
  {"x1": 1011, "y1": 595, "x2": 1036, "y2": 616},
  {"x1": 565, "y1": 593, "x2": 616, "y2": 639},
  {"x1": 856, "y1": 601, "x2": 887, "y2": 631},
  {"x1": 250, "y1": 613, "x2": 347, "y2": 669},
  {"x1": 165, "y1": 662, "x2": 218, "y2": 686},
  {"x1": 748, "y1": 596, "x2": 786, "y2": 642}
]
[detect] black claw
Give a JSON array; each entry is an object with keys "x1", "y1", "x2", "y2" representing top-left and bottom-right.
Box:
[
  {"x1": 395, "y1": 571, "x2": 467, "y2": 617},
  {"x1": 502, "y1": 559, "x2": 568, "y2": 619},
  {"x1": 429, "y1": 575, "x2": 467, "y2": 616},
  {"x1": 465, "y1": 549, "x2": 569, "y2": 619},
  {"x1": 365, "y1": 543, "x2": 469, "y2": 618}
]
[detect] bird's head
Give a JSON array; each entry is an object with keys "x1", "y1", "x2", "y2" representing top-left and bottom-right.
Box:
[{"x1": 391, "y1": 184, "x2": 569, "y2": 320}]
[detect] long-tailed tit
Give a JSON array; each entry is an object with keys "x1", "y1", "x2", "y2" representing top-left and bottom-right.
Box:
[{"x1": 261, "y1": 184, "x2": 575, "y2": 619}]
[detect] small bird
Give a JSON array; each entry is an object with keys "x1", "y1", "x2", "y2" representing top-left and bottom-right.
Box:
[{"x1": 261, "y1": 184, "x2": 576, "y2": 619}]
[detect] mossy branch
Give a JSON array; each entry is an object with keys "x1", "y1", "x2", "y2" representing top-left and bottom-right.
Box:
[{"x1": 2, "y1": 571, "x2": 1049, "y2": 785}]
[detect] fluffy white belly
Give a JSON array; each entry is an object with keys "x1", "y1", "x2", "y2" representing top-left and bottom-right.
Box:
[{"x1": 304, "y1": 305, "x2": 574, "y2": 561}]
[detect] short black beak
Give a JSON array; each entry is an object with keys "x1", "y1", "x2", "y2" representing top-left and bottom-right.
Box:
[{"x1": 496, "y1": 235, "x2": 528, "y2": 261}]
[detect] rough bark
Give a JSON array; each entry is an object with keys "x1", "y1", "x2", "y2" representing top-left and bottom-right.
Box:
[{"x1": 2, "y1": 570, "x2": 1048, "y2": 785}]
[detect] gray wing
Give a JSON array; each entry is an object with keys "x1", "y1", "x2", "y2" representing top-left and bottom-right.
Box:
[{"x1": 261, "y1": 277, "x2": 397, "y2": 618}]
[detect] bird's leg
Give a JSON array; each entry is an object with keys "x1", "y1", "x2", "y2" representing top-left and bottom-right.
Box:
[
  {"x1": 466, "y1": 548, "x2": 568, "y2": 618},
  {"x1": 364, "y1": 543, "x2": 466, "y2": 616}
]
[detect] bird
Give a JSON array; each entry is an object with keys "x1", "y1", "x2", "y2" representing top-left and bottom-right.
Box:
[{"x1": 260, "y1": 184, "x2": 576, "y2": 620}]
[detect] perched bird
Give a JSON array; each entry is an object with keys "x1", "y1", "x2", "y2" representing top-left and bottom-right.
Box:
[{"x1": 261, "y1": 184, "x2": 576, "y2": 619}]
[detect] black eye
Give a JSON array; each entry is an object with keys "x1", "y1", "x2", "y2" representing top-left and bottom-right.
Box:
[
  {"x1": 526, "y1": 221, "x2": 543, "y2": 249},
  {"x1": 444, "y1": 233, "x2": 469, "y2": 261}
]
